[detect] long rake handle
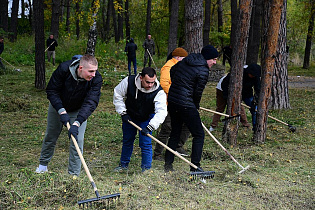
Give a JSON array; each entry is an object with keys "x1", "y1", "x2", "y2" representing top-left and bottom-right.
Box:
[
  {"x1": 241, "y1": 103, "x2": 289, "y2": 126},
  {"x1": 66, "y1": 123, "x2": 100, "y2": 198},
  {"x1": 0, "y1": 56, "x2": 17, "y2": 69},
  {"x1": 128, "y1": 120, "x2": 199, "y2": 170},
  {"x1": 200, "y1": 107, "x2": 229, "y2": 117},
  {"x1": 201, "y1": 122, "x2": 246, "y2": 170},
  {"x1": 45, "y1": 41, "x2": 55, "y2": 52},
  {"x1": 146, "y1": 48, "x2": 158, "y2": 70}
]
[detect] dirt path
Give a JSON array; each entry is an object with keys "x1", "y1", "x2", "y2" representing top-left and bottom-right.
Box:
[{"x1": 288, "y1": 76, "x2": 315, "y2": 89}]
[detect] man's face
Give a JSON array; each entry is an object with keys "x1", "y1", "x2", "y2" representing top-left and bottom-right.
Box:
[
  {"x1": 0, "y1": 39, "x2": 3, "y2": 43},
  {"x1": 77, "y1": 63, "x2": 98, "y2": 81},
  {"x1": 207, "y1": 58, "x2": 217, "y2": 69},
  {"x1": 175, "y1": 56, "x2": 185, "y2": 61},
  {"x1": 140, "y1": 74, "x2": 156, "y2": 90},
  {"x1": 50, "y1": 35, "x2": 54, "y2": 39},
  {"x1": 148, "y1": 35, "x2": 151, "y2": 40}
]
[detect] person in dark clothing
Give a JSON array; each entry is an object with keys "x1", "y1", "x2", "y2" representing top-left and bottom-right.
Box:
[
  {"x1": 0, "y1": 36, "x2": 5, "y2": 69},
  {"x1": 113, "y1": 67, "x2": 167, "y2": 172},
  {"x1": 221, "y1": 63, "x2": 261, "y2": 131},
  {"x1": 35, "y1": 54, "x2": 102, "y2": 176},
  {"x1": 164, "y1": 45, "x2": 218, "y2": 172},
  {"x1": 125, "y1": 38, "x2": 138, "y2": 75},
  {"x1": 222, "y1": 45, "x2": 232, "y2": 66},
  {"x1": 46, "y1": 34, "x2": 58, "y2": 66},
  {"x1": 142, "y1": 34, "x2": 155, "y2": 68}
]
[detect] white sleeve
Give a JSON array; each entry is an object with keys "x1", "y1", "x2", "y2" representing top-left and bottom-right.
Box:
[
  {"x1": 148, "y1": 90, "x2": 167, "y2": 130},
  {"x1": 113, "y1": 77, "x2": 129, "y2": 115}
]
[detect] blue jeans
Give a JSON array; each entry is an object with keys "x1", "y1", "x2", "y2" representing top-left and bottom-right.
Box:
[
  {"x1": 128, "y1": 57, "x2": 137, "y2": 75},
  {"x1": 165, "y1": 102, "x2": 204, "y2": 169},
  {"x1": 120, "y1": 115, "x2": 154, "y2": 170},
  {"x1": 243, "y1": 97, "x2": 257, "y2": 129}
]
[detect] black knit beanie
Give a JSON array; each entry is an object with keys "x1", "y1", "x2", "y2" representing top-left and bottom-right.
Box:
[{"x1": 201, "y1": 45, "x2": 219, "y2": 60}]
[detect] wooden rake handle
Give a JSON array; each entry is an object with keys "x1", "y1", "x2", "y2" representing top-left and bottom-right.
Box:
[
  {"x1": 200, "y1": 107, "x2": 229, "y2": 117},
  {"x1": 128, "y1": 120, "x2": 199, "y2": 170}
]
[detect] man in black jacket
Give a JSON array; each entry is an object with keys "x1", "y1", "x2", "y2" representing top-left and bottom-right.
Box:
[
  {"x1": 164, "y1": 45, "x2": 218, "y2": 172},
  {"x1": 35, "y1": 54, "x2": 102, "y2": 176},
  {"x1": 46, "y1": 34, "x2": 58, "y2": 66},
  {"x1": 125, "y1": 38, "x2": 138, "y2": 75}
]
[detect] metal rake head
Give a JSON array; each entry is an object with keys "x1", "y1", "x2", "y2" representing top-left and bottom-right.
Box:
[
  {"x1": 78, "y1": 193, "x2": 120, "y2": 209},
  {"x1": 189, "y1": 171, "x2": 215, "y2": 180},
  {"x1": 288, "y1": 124, "x2": 296, "y2": 133}
]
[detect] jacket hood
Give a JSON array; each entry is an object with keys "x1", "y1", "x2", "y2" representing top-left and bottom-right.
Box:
[
  {"x1": 183, "y1": 53, "x2": 208, "y2": 67},
  {"x1": 134, "y1": 73, "x2": 160, "y2": 93},
  {"x1": 69, "y1": 59, "x2": 85, "y2": 82}
]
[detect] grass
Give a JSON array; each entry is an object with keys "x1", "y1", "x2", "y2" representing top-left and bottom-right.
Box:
[{"x1": 0, "y1": 61, "x2": 314, "y2": 209}]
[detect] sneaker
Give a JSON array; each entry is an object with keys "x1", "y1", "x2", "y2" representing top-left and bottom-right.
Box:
[
  {"x1": 114, "y1": 165, "x2": 128, "y2": 172},
  {"x1": 153, "y1": 154, "x2": 164, "y2": 161},
  {"x1": 176, "y1": 147, "x2": 189, "y2": 157},
  {"x1": 35, "y1": 165, "x2": 48, "y2": 173},
  {"x1": 164, "y1": 163, "x2": 174, "y2": 172},
  {"x1": 209, "y1": 126, "x2": 215, "y2": 132}
]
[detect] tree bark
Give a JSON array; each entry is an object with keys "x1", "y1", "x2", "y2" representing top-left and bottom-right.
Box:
[
  {"x1": 0, "y1": 0, "x2": 9, "y2": 31},
  {"x1": 223, "y1": 0, "x2": 252, "y2": 146},
  {"x1": 270, "y1": 0, "x2": 290, "y2": 109},
  {"x1": 146, "y1": 0, "x2": 152, "y2": 35},
  {"x1": 9, "y1": 0, "x2": 19, "y2": 42},
  {"x1": 246, "y1": 0, "x2": 262, "y2": 65},
  {"x1": 50, "y1": 0, "x2": 61, "y2": 39},
  {"x1": 217, "y1": 0, "x2": 224, "y2": 48},
  {"x1": 203, "y1": 0, "x2": 211, "y2": 46},
  {"x1": 28, "y1": 0, "x2": 33, "y2": 32},
  {"x1": 230, "y1": 0, "x2": 238, "y2": 47},
  {"x1": 303, "y1": 0, "x2": 315, "y2": 69},
  {"x1": 65, "y1": 0, "x2": 71, "y2": 33},
  {"x1": 86, "y1": 0, "x2": 100, "y2": 56},
  {"x1": 255, "y1": 0, "x2": 283, "y2": 143},
  {"x1": 34, "y1": 0, "x2": 46, "y2": 89},
  {"x1": 111, "y1": 0, "x2": 119, "y2": 43},
  {"x1": 117, "y1": 0, "x2": 124, "y2": 40},
  {"x1": 125, "y1": 0, "x2": 130, "y2": 40},
  {"x1": 75, "y1": 1, "x2": 81, "y2": 40},
  {"x1": 104, "y1": 0, "x2": 112, "y2": 41},
  {"x1": 185, "y1": 0, "x2": 203, "y2": 53},
  {"x1": 168, "y1": 0, "x2": 179, "y2": 55}
]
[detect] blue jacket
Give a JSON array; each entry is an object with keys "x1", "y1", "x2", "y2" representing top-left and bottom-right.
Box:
[{"x1": 46, "y1": 59, "x2": 102, "y2": 125}]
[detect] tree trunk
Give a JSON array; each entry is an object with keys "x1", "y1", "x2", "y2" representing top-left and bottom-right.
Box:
[
  {"x1": 246, "y1": 0, "x2": 262, "y2": 65},
  {"x1": 125, "y1": 0, "x2": 130, "y2": 40},
  {"x1": 60, "y1": 0, "x2": 64, "y2": 23},
  {"x1": 28, "y1": 0, "x2": 33, "y2": 32},
  {"x1": 50, "y1": 0, "x2": 61, "y2": 40},
  {"x1": 86, "y1": 0, "x2": 100, "y2": 56},
  {"x1": 185, "y1": 0, "x2": 203, "y2": 53},
  {"x1": 34, "y1": 0, "x2": 46, "y2": 89},
  {"x1": 168, "y1": 0, "x2": 179, "y2": 55},
  {"x1": 223, "y1": 0, "x2": 252, "y2": 146},
  {"x1": 111, "y1": 0, "x2": 119, "y2": 43},
  {"x1": 255, "y1": 0, "x2": 283, "y2": 143},
  {"x1": 21, "y1": 0, "x2": 25, "y2": 19},
  {"x1": 146, "y1": 0, "x2": 152, "y2": 35},
  {"x1": 65, "y1": 0, "x2": 71, "y2": 33},
  {"x1": 303, "y1": 0, "x2": 315, "y2": 69},
  {"x1": 117, "y1": 0, "x2": 124, "y2": 40},
  {"x1": 104, "y1": 0, "x2": 112, "y2": 41},
  {"x1": 203, "y1": 0, "x2": 211, "y2": 46},
  {"x1": 0, "y1": 0, "x2": 9, "y2": 31},
  {"x1": 75, "y1": 1, "x2": 81, "y2": 40},
  {"x1": 270, "y1": 0, "x2": 290, "y2": 109},
  {"x1": 230, "y1": 0, "x2": 238, "y2": 47},
  {"x1": 9, "y1": 0, "x2": 19, "y2": 42},
  {"x1": 218, "y1": 0, "x2": 224, "y2": 48}
]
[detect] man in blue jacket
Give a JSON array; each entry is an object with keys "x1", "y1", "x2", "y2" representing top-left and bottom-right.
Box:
[
  {"x1": 164, "y1": 45, "x2": 218, "y2": 172},
  {"x1": 35, "y1": 54, "x2": 102, "y2": 176}
]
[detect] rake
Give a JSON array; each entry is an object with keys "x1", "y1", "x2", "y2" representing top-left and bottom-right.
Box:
[
  {"x1": 146, "y1": 48, "x2": 159, "y2": 71},
  {"x1": 200, "y1": 107, "x2": 240, "y2": 121},
  {"x1": 0, "y1": 56, "x2": 21, "y2": 72},
  {"x1": 66, "y1": 123, "x2": 120, "y2": 208},
  {"x1": 241, "y1": 103, "x2": 296, "y2": 132},
  {"x1": 128, "y1": 120, "x2": 215, "y2": 180},
  {"x1": 201, "y1": 122, "x2": 250, "y2": 174}
]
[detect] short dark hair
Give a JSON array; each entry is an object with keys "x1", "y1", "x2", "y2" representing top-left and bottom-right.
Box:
[
  {"x1": 140, "y1": 67, "x2": 156, "y2": 78},
  {"x1": 80, "y1": 54, "x2": 98, "y2": 66}
]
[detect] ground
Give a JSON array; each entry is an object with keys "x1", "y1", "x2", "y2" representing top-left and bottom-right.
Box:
[{"x1": 288, "y1": 76, "x2": 315, "y2": 88}]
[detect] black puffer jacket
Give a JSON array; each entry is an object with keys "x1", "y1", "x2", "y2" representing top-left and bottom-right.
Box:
[
  {"x1": 125, "y1": 38, "x2": 137, "y2": 59},
  {"x1": 168, "y1": 53, "x2": 209, "y2": 108},
  {"x1": 46, "y1": 59, "x2": 103, "y2": 124}
]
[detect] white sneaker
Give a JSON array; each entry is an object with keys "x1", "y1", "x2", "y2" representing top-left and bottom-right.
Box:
[
  {"x1": 35, "y1": 165, "x2": 48, "y2": 173},
  {"x1": 209, "y1": 126, "x2": 215, "y2": 132}
]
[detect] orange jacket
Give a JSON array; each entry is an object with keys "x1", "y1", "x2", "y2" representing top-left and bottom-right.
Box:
[{"x1": 160, "y1": 58, "x2": 178, "y2": 97}]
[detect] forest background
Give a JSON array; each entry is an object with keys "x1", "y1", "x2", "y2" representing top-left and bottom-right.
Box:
[{"x1": 0, "y1": 0, "x2": 314, "y2": 209}]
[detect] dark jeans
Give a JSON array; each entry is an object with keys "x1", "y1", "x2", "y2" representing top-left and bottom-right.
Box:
[
  {"x1": 243, "y1": 97, "x2": 257, "y2": 129},
  {"x1": 165, "y1": 102, "x2": 204, "y2": 168},
  {"x1": 128, "y1": 56, "x2": 137, "y2": 75}
]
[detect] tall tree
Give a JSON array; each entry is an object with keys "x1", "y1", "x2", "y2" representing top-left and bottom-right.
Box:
[
  {"x1": 303, "y1": 0, "x2": 315, "y2": 69},
  {"x1": 50, "y1": 0, "x2": 61, "y2": 39},
  {"x1": 34, "y1": 0, "x2": 46, "y2": 89},
  {"x1": 9, "y1": 0, "x2": 19, "y2": 41},
  {"x1": 28, "y1": 0, "x2": 33, "y2": 32},
  {"x1": 0, "y1": 0, "x2": 8, "y2": 31},
  {"x1": 125, "y1": 0, "x2": 130, "y2": 39},
  {"x1": 217, "y1": 0, "x2": 224, "y2": 48},
  {"x1": 65, "y1": 0, "x2": 71, "y2": 33},
  {"x1": 104, "y1": 0, "x2": 112, "y2": 41},
  {"x1": 255, "y1": 0, "x2": 283, "y2": 143},
  {"x1": 168, "y1": 0, "x2": 180, "y2": 54},
  {"x1": 75, "y1": 0, "x2": 81, "y2": 40},
  {"x1": 185, "y1": 0, "x2": 203, "y2": 53},
  {"x1": 86, "y1": 0, "x2": 100, "y2": 56},
  {"x1": 270, "y1": 0, "x2": 290, "y2": 109},
  {"x1": 111, "y1": 0, "x2": 119, "y2": 43},
  {"x1": 146, "y1": 0, "x2": 152, "y2": 35},
  {"x1": 230, "y1": 0, "x2": 239, "y2": 48},
  {"x1": 203, "y1": 0, "x2": 211, "y2": 46},
  {"x1": 21, "y1": 0, "x2": 25, "y2": 19},
  {"x1": 223, "y1": 0, "x2": 252, "y2": 145},
  {"x1": 246, "y1": 0, "x2": 262, "y2": 64},
  {"x1": 117, "y1": 0, "x2": 124, "y2": 40}
]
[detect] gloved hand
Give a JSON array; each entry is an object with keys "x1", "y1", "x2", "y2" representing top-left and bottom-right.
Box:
[
  {"x1": 68, "y1": 124, "x2": 79, "y2": 140},
  {"x1": 141, "y1": 125, "x2": 153, "y2": 136},
  {"x1": 121, "y1": 114, "x2": 131, "y2": 123},
  {"x1": 60, "y1": 113, "x2": 70, "y2": 126}
]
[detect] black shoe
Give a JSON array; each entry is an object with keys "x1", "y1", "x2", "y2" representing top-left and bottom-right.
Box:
[
  {"x1": 153, "y1": 154, "x2": 164, "y2": 161},
  {"x1": 176, "y1": 147, "x2": 189, "y2": 157},
  {"x1": 164, "y1": 163, "x2": 174, "y2": 172}
]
